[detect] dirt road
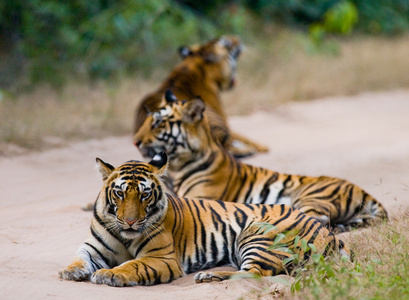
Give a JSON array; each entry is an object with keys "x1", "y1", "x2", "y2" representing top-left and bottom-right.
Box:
[{"x1": 1, "y1": 90, "x2": 408, "y2": 299}]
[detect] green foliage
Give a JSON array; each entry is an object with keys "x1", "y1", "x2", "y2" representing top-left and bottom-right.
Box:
[
  {"x1": 323, "y1": 1, "x2": 358, "y2": 34},
  {"x1": 254, "y1": 222, "x2": 319, "y2": 271},
  {"x1": 288, "y1": 221, "x2": 409, "y2": 299},
  {"x1": 255, "y1": 219, "x2": 409, "y2": 298},
  {"x1": 1, "y1": 0, "x2": 409, "y2": 87},
  {"x1": 4, "y1": 0, "x2": 219, "y2": 87},
  {"x1": 2, "y1": 0, "x2": 263, "y2": 87},
  {"x1": 245, "y1": 0, "x2": 336, "y2": 26},
  {"x1": 306, "y1": 1, "x2": 358, "y2": 54},
  {"x1": 246, "y1": 0, "x2": 409, "y2": 34},
  {"x1": 289, "y1": 252, "x2": 409, "y2": 299},
  {"x1": 352, "y1": 0, "x2": 409, "y2": 34}
]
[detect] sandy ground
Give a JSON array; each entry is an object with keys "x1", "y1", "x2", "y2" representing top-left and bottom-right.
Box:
[{"x1": 1, "y1": 89, "x2": 408, "y2": 300}]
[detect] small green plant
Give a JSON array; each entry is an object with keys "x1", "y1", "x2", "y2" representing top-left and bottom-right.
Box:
[
  {"x1": 306, "y1": 1, "x2": 358, "y2": 54},
  {"x1": 284, "y1": 214, "x2": 409, "y2": 299},
  {"x1": 253, "y1": 222, "x2": 320, "y2": 273}
]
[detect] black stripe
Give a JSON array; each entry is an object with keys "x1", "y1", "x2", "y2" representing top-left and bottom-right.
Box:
[
  {"x1": 345, "y1": 184, "x2": 354, "y2": 216},
  {"x1": 183, "y1": 179, "x2": 212, "y2": 196},
  {"x1": 134, "y1": 230, "x2": 163, "y2": 257},
  {"x1": 185, "y1": 200, "x2": 200, "y2": 265},
  {"x1": 163, "y1": 261, "x2": 175, "y2": 283},
  {"x1": 84, "y1": 242, "x2": 110, "y2": 268},
  {"x1": 146, "y1": 243, "x2": 173, "y2": 254},
  {"x1": 90, "y1": 226, "x2": 117, "y2": 254},
  {"x1": 93, "y1": 209, "x2": 124, "y2": 244},
  {"x1": 272, "y1": 207, "x2": 293, "y2": 226},
  {"x1": 191, "y1": 201, "x2": 208, "y2": 265},
  {"x1": 259, "y1": 172, "x2": 279, "y2": 204},
  {"x1": 178, "y1": 152, "x2": 216, "y2": 186},
  {"x1": 210, "y1": 233, "x2": 218, "y2": 263}
]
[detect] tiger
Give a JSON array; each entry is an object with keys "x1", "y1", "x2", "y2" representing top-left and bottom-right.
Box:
[
  {"x1": 133, "y1": 35, "x2": 268, "y2": 158},
  {"x1": 133, "y1": 92, "x2": 388, "y2": 232},
  {"x1": 59, "y1": 152, "x2": 350, "y2": 287}
]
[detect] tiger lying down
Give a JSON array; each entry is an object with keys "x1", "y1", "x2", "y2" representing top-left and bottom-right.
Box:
[
  {"x1": 133, "y1": 91, "x2": 388, "y2": 232},
  {"x1": 59, "y1": 153, "x2": 350, "y2": 286}
]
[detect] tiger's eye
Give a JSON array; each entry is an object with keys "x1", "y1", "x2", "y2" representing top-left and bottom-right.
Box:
[
  {"x1": 115, "y1": 190, "x2": 124, "y2": 198},
  {"x1": 141, "y1": 192, "x2": 150, "y2": 199}
]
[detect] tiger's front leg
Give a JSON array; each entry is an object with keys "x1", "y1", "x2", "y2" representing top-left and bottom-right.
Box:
[
  {"x1": 59, "y1": 257, "x2": 92, "y2": 281},
  {"x1": 91, "y1": 256, "x2": 184, "y2": 287},
  {"x1": 59, "y1": 243, "x2": 114, "y2": 282}
]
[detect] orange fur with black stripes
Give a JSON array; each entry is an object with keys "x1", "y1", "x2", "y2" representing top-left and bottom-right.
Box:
[
  {"x1": 59, "y1": 153, "x2": 350, "y2": 286},
  {"x1": 134, "y1": 93, "x2": 388, "y2": 232},
  {"x1": 134, "y1": 36, "x2": 267, "y2": 158}
]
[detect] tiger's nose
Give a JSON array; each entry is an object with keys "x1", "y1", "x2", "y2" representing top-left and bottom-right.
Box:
[
  {"x1": 134, "y1": 140, "x2": 141, "y2": 147},
  {"x1": 125, "y1": 219, "x2": 137, "y2": 226}
]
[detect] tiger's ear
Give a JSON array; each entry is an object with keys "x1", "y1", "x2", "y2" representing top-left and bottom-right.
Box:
[
  {"x1": 96, "y1": 158, "x2": 115, "y2": 181},
  {"x1": 165, "y1": 89, "x2": 177, "y2": 103},
  {"x1": 183, "y1": 97, "x2": 206, "y2": 123},
  {"x1": 148, "y1": 152, "x2": 168, "y2": 176},
  {"x1": 178, "y1": 46, "x2": 192, "y2": 59}
]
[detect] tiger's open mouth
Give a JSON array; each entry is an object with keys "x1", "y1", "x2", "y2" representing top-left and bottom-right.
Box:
[{"x1": 138, "y1": 146, "x2": 166, "y2": 159}]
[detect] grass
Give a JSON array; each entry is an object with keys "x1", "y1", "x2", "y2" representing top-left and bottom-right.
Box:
[
  {"x1": 1, "y1": 31, "x2": 409, "y2": 156},
  {"x1": 237, "y1": 212, "x2": 409, "y2": 299},
  {"x1": 0, "y1": 80, "x2": 154, "y2": 155},
  {"x1": 282, "y1": 212, "x2": 409, "y2": 299},
  {"x1": 225, "y1": 32, "x2": 409, "y2": 114}
]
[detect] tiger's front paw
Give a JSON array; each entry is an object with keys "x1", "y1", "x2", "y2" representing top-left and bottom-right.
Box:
[
  {"x1": 59, "y1": 260, "x2": 90, "y2": 281},
  {"x1": 91, "y1": 268, "x2": 135, "y2": 287}
]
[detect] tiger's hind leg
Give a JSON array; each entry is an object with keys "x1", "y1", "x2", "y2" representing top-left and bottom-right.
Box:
[
  {"x1": 195, "y1": 236, "x2": 293, "y2": 283},
  {"x1": 194, "y1": 236, "x2": 292, "y2": 283},
  {"x1": 194, "y1": 253, "x2": 290, "y2": 283}
]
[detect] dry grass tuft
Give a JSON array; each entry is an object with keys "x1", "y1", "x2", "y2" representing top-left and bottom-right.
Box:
[
  {"x1": 0, "y1": 80, "x2": 155, "y2": 156},
  {"x1": 225, "y1": 32, "x2": 409, "y2": 114}
]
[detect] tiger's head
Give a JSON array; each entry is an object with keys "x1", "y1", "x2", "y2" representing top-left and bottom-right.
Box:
[
  {"x1": 133, "y1": 91, "x2": 214, "y2": 167},
  {"x1": 178, "y1": 35, "x2": 242, "y2": 90},
  {"x1": 95, "y1": 152, "x2": 168, "y2": 239}
]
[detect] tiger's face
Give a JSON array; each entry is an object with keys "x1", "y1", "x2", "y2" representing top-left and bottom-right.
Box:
[
  {"x1": 95, "y1": 153, "x2": 168, "y2": 239},
  {"x1": 134, "y1": 92, "x2": 209, "y2": 164},
  {"x1": 178, "y1": 35, "x2": 242, "y2": 90}
]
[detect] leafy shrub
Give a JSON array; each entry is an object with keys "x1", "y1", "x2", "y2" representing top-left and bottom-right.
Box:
[
  {"x1": 306, "y1": 1, "x2": 358, "y2": 54},
  {"x1": 352, "y1": 0, "x2": 409, "y2": 34},
  {"x1": 2, "y1": 0, "x2": 219, "y2": 87},
  {"x1": 245, "y1": 0, "x2": 409, "y2": 34},
  {"x1": 1, "y1": 0, "x2": 409, "y2": 87}
]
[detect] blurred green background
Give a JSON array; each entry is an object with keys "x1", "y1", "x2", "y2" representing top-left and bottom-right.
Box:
[{"x1": 1, "y1": 0, "x2": 409, "y2": 89}]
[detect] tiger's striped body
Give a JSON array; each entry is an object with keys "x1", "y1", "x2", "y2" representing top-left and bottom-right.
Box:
[
  {"x1": 59, "y1": 154, "x2": 350, "y2": 286},
  {"x1": 134, "y1": 95, "x2": 388, "y2": 231}
]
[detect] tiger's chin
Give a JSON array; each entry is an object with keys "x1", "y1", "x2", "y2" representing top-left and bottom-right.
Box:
[{"x1": 120, "y1": 228, "x2": 142, "y2": 239}]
